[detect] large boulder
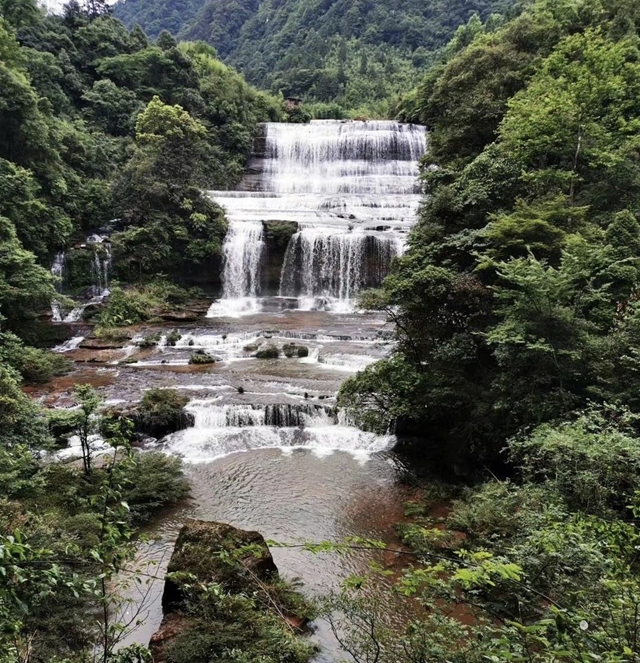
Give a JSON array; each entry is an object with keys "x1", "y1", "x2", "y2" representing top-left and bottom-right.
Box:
[
  {"x1": 161, "y1": 520, "x2": 279, "y2": 613},
  {"x1": 149, "y1": 520, "x2": 308, "y2": 663}
]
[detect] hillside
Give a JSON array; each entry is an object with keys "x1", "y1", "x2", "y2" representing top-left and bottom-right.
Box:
[{"x1": 113, "y1": 0, "x2": 520, "y2": 114}]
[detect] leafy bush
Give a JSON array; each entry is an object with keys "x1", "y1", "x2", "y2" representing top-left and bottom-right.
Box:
[
  {"x1": 119, "y1": 452, "x2": 190, "y2": 523},
  {"x1": 0, "y1": 331, "x2": 71, "y2": 383},
  {"x1": 508, "y1": 410, "x2": 640, "y2": 517},
  {"x1": 98, "y1": 282, "x2": 197, "y2": 327},
  {"x1": 166, "y1": 330, "x2": 182, "y2": 346}
]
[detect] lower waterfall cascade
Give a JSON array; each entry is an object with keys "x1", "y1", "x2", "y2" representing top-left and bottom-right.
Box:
[{"x1": 208, "y1": 120, "x2": 426, "y2": 316}]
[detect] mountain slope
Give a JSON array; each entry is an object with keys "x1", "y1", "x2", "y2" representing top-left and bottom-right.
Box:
[{"x1": 114, "y1": 0, "x2": 521, "y2": 113}]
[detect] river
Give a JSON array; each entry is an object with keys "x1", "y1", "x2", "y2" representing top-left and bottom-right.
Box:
[{"x1": 51, "y1": 119, "x2": 427, "y2": 659}]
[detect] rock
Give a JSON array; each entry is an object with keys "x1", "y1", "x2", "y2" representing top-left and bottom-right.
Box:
[
  {"x1": 283, "y1": 343, "x2": 309, "y2": 358},
  {"x1": 160, "y1": 311, "x2": 200, "y2": 322},
  {"x1": 151, "y1": 521, "x2": 279, "y2": 662},
  {"x1": 150, "y1": 520, "x2": 312, "y2": 663},
  {"x1": 80, "y1": 337, "x2": 131, "y2": 350},
  {"x1": 255, "y1": 344, "x2": 279, "y2": 359},
  {"x1": 189, "y1": 350, "x2": 216, "y2": 365},
  {"x1": 149, "y1": 614, "x2": 189, "y2": 663},
  {"x1": 162, "y1": 520, "x2": 279, "y2": 612}
]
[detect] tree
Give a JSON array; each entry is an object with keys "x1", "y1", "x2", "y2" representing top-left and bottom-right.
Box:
[{"x1": 73, "y1": 384, "x2": 101, "y2": 476}]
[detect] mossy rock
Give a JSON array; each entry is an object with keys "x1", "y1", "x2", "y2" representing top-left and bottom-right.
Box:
[
  {"x1": 137, "y1": 333, "x2": 162, "y2": 348},
  {"x1": 133, "y1": 388, "x2": 193, "y2": 437},
  {"x1": 283, "y1": 343, "x2": 309, "y2": 358},
  {"x1": 163, "y1": 520, "x2": 279, "y2": 612},
  {"x1": 166, "y1": 330, "x2": 182, "y2": 346},
  {"x1": 243, "y1": 343, "x2": 260, "y2": 353},
  {"x1": 254, "y1": 345, "x2": 279, "y2": 359},
  {"x1": 189, "y1": 350, "x2": 215, "y2": 364}
]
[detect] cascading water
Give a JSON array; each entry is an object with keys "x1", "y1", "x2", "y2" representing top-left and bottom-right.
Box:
[
  {"x1": 209, "y1": 119, "x2": 426, "y2": 314},
  {"x1": 279, "y1": 229, "x2": 403, "y2": 309},
  {"x1": 50, "y1": 235, "x2": 112, "y2": 324},
  {"x1": 50, "y1": 251, "x2": 66, "y2": 322},
  {"x1": 208, "y1": 221, "x2": 265, "y2": 317},
  {"x1": 164, "y1": 399, "x2": 393, "y2": 462}
]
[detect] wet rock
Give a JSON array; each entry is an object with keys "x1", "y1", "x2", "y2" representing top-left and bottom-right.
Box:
[
  {"x1": 160, "y1": 311, "x2": 200, "y2": 322},
  {"x1": 255, "y1": 344, "x2": 279, "y2": 359},
  {"x1": 80, "y1": 337, "x2": 131, "y2": 350},
  {"x1": 162, "y1": 520, "x2": 279, "y2": 613},
  {"x1": 189, "y1": 350, "x2": 216, "y2": 365},
  {"x1": 128, "y1": 389, "x2": 194, "y2": 438},
  {"x1": 283, "y1": 343, "x2": 309, "y2": 358}
]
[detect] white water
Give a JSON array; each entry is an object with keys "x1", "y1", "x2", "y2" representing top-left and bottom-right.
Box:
[
  {"x1": 279, "y1": 228, "x2": 403, "y2": 307},
  {"x1": 208, "y1": 221, "x2": 265, "y2": 317},
  {"x1": 50, "y1": 235, "x2": 112, "y2": 322},
  {"x1": 50, "y1": 251, "x2": 66, "y2": 322},
  {"x1": 209, "y1": 120, "x2": 426, "y2": 313}
]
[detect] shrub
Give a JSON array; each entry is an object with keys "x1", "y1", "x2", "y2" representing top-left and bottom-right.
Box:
[
  {"x1": 136, "y1": 332, "x2": 162, "y2": 348},
  {"x1": 46, "y1": 409, "x2": 81, "y2": 446},
  {"x1": 0, "y1": 332, "x2": 71, "y2": 384},
  {"x1": 98, "y1": 282, "x2": 197, "y2": 327},
  {"x1": 166, "y1": 330, "x2": 182, "y2": 346},
  {"x1": 119, "y1": 452, "x2": 190, "y2": 523},
  {"x1": 508, "y1": 410, "x2": 640, "y2": 517}
]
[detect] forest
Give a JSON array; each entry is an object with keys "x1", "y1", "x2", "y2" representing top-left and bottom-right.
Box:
[
  {"x1": 2, "y1": 0, "x2": 640, "y2": 660},
  {"x1": 113, "y1": 0, "x2": 520, "y2": 116}
]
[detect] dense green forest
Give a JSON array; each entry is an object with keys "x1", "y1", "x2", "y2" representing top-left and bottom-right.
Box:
[
  {"x1": 0, "y1": 0, "x2": 282, "y2": 327},
  {"x1": 332, "y1": 0, "x2": 640, "y2": 659},
  {"x1": 113, "y1": 0, "x2": 520, "y2": 115}
]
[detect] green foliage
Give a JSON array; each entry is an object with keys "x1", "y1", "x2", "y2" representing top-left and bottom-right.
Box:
[
  {"x1": 97, "y1": 282, "x2": 195, "y2": 326},
  {"x1": 508, "y1": 409, "x2": 640, "y2": 516},
  {"x1": 341, "y1": 0, "x2": 640, "y2": 467},
  {"x1": 0, "y1": 362, "x2": 50, "y2": 447},
  {"x1": 114, "y1": 0, "x2": 518, "y2": 114},
  {"x1": 118, "y1": 451, "x2": 189, "y2": 522},
  {"x1": 0, "y1": 8, "x2": 283, "y2": 327},
  {"x1": 0, "y1": 330, "x2": 70, "y2": 383}
]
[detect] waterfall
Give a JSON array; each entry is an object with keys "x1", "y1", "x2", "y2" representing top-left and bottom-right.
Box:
[
  {"x1": 89, "y1": 242, "x2": 111, "y2": 298},
  {"x1": 279, "y1": 229, "x2": 402, "y2": 306},
  {"x1": 50, "y1": 251, "x2": 65, "y2": 321},
  {"x1": 164, "y1": 399, "x2": 394, "y2": 462},
  {"x1": 189, "y1": 402, "x2": 336, "y2": 429},
  {"x1": 207, "y1": 221, "x2": 265, "y2": 317},
  {"x1": 51, "y1": 235, "x2": 112, "y2": 323},
  {"x1": 209, "y1": 119, "x2": 426, "y2": 314},
  {"x1": 222, "y1": 221, "x2": 265, "y2": 299}
]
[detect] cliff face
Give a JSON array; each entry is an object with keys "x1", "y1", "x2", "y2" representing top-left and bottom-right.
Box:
[{"x1": 150, "y1": 520, "x2": 314, "y2": 663}]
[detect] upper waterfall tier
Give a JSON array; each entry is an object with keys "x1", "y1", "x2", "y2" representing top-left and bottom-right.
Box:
[{"x1": 208, "y1": 120, "x2": 426, "y2": 315}]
